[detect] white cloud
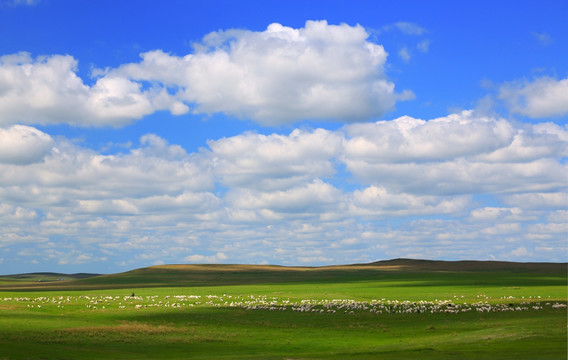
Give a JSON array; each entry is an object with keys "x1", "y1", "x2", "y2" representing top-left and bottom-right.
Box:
[
  {"x1": 481, "y1": 223, "x2": 522, "y2": 235},
  {"x1": 0, "y1": 52, "x2": 185, "y2": 127},
  {"x1": 498, "y1": 77, "x2": 568, "y2": 118},
  {"x1": 546, "y1": 210, "x2": 567, "y2": 224},
  {"x1": 207, "y1": 128, "x2": 342, "y2": 191},
  {"x1": 349, "y1": 186, "x2": 470, "y2": 217},
  {"x1": 477, "y1": 122, "x2": 568, "y2": 162},
  {"x1": 0, "y1": 21, "x2": 412, "y2": 127},
  {"x1": 0, "y1": 133, "x2": 214, "y2": 210},
  {"x1": 503, "y1": 192, "x2": 567, "y2": 210},
  {"x1": 135, "y1": 191, "x2": 221, "y2": 213},
  {"x1": 0, "y1": 125, "x2": 53, "y2": 164},
  {"x1": 347, "y1": 157, "x2": 565, "y2": 196},
  {"x1": 0, "y1": 204, "x2": 40, "y2": 240},
  {"x1": 344, "y1": 111, "x2": 515, "y2": 162},
  {"x1": 78, "y1": 199, "x2": 139, "y2": 216},
  {"x1": 381, "y1": 22, "x2": 426, "y2": 36},
  {"x1": 398, "y1": 46, "x2": 411, "y2": 62},
  {"x1": 527, "y1": 221, "x2": 568, "y2": 235},
  {"x1": 225, "y1": 179, "x2": 342, "y2": 218},
  {"x1": 417, "y1": 39, "x2": 430, "y2": 53},
  {"x1": 184, "y1": 252, "x2": 227, "y2": 263},
  {"x1": 469, "y1": 207, "x2": 522, "y2": 221},
  {"x1": 510, "y1": 246, "x2": 529, "y2": 257},
  {"x1": 1, "y1": 111, "x2": 566, "y2": 269},
  {"x1": 116, "y1": 20, "x2": 408, "y2": 125},
  {"x1": 342, "y1": 111, "x2": 566, "y2": 195},
  {"x1": 393, "y1": 22, "x2": 426, "y2": 35}
]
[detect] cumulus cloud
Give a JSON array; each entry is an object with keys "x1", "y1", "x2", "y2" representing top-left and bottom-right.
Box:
[
  {"x1": 341, "y1": 111, "x2": 567, "y2": 195},
  {"x1": 0, "y1": 203, "x2": 38, "y2": 225},
  {"x1": 477, "y1": 122, "x2": 568, "y2": 162},
  {"x1": 225, "y1": 179, "x2": 342, "y2": 219},
  {"x1": 344, "y1": 111, "x2": 515, "y2": 162},
  {"x1": 78, "y1": 191, "x2": 222, "y2": 217},
  {"x1": 349, "y1": 186, "x2": 470, "y2": 217},
  {"x1": 0, "y1": 125, "x2": 53, "y2": 164},
  {"x1": 207, "y1": 128, "x2": 342, "y2": 191},
  {"x1": 510, "y1": 246, "x2": 529, "y2": 257},
  {"x1": 469, "y1": 207, "x2": 523, "y2": 222},
  {"x1": 0, "y1": 52, "x2": 185, "y2": 127},
  {"x1": 503, "y1": 192, "x2": 567, "y2": 210},
  {"x1": 184, "y1": 252, "x2": 227, "y2": 263},
  {"x1": 17, "y1": 246, "x2": 98, "y2": 266},
  {"x1": 115, "y1": 20, "x2": 408, "y2": 125},
  {"x1": 1, "y1": 111, "x2": 566, "y2": 269},
  {"x1": 498, "y1": 77, "x2": 568, "y2": 118},
  {"x1": 0, "y1": 21, "x2": 411, "y2": 127},
  {"x1": 0, "y1": 133, "x2": 214, "y2": 210}
]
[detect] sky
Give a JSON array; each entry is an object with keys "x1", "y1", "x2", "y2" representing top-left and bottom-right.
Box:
[{"x1": 0, "y1": 0, "x2": 566, "y2": 274}]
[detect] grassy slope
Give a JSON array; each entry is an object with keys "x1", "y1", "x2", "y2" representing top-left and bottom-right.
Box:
[
  {"x1": 0, "y1": 272, "x2": 99, "y2": 286},
  {"x1": 1, "y1": 258, "x2": 565, "y2": 291},
  {"x1": 0, "y1": 259, "x2": 566, "y2": 359}
]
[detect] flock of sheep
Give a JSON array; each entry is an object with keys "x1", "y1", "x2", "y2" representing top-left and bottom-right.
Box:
[{"x1": 2, "y1": 293, "x2": 566, "y2": 315}]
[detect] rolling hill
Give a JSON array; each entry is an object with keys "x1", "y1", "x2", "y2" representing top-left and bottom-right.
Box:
[{"x1": 0, "y1": 258, "x2": 565, "y2": 291}]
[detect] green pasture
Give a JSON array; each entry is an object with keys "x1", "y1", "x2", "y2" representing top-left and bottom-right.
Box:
[{"x1": 0, "y1": 262, "x2": 566, "y2": 359}]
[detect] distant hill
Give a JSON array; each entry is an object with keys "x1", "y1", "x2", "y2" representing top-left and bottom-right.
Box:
[
  {"x1": 0, "y1": 259, "x2": 565, "y2": 291},
  {"x1": 0, "y1": 272, "x2": 100, "y2": 285},
  {"x1": 0, "y1": 272, "x2": 100, "y2": 280},
  {"x1": 363, "y1": 258, "x2": 567, "y2": 272}
]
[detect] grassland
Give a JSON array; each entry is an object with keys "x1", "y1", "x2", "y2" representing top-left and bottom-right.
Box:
[{"x1": 0, "y1": 259, "x2": 566, "y2": 359}]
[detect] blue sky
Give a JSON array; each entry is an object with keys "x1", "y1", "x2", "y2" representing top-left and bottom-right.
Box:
[{"x1": 0, "y1": 0, "x2": 566, "y2": 274}]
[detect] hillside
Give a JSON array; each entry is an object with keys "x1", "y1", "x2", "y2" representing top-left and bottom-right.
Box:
[
  {"x1": 363, "y1": 258, "x2": 567, "y2": 272},
  {"x1": 0, "y1": 258, "x2": 565, "y2": 291}
]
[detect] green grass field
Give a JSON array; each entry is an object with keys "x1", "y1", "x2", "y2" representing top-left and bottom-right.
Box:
[{"x1": 0, "y1": 259, "x2": 566, "y2": 359}]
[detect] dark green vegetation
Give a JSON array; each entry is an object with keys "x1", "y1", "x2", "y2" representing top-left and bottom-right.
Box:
[
  {"x1": 0, "y1": 259, "x2": 566, "y2": 359},
  {"x1": 0, "y1": 272, "x2": 99, "y2": 286}
]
